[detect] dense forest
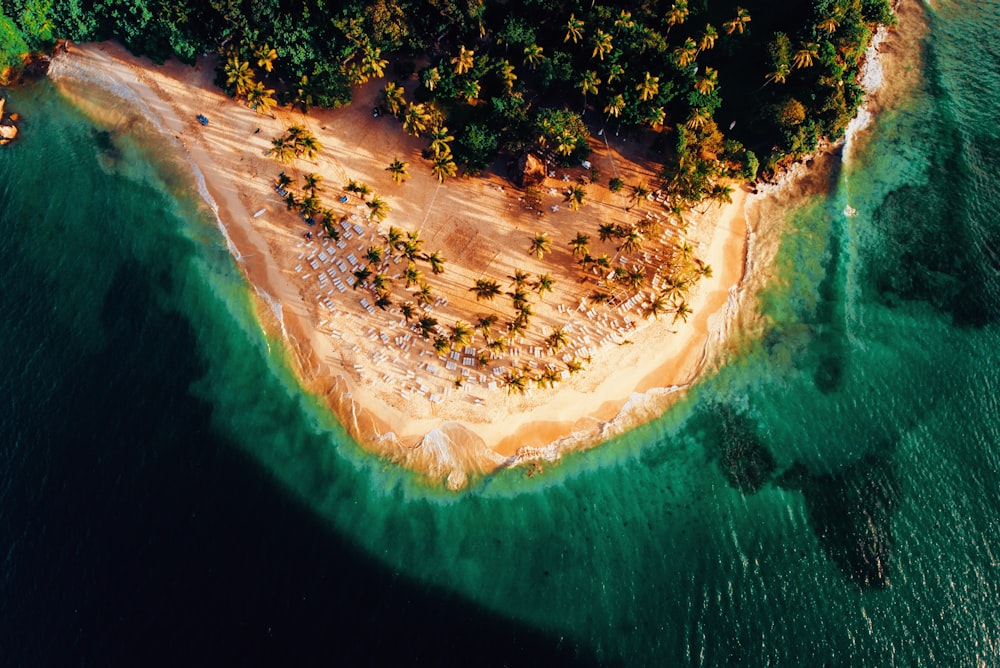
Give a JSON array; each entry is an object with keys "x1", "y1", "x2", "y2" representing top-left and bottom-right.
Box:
[{"x1": 2, "y1": 0, "x2": 894, "y2": 198}]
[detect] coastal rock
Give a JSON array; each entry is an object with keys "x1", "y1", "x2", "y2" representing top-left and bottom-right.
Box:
[
  {"x1": 0, "y1": 124, "x2": 17, "y2": 144},
  {"x1": 514, "y1": 152, "x2": 546, "y2": 188}
]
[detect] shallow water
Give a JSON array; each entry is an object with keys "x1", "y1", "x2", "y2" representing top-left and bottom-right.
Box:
[{"x1": 3, "y1": 1, "x2": 1000, "y2": 663}]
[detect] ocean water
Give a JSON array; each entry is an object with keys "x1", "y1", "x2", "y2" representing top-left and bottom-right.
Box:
[{"x1": 3, "y1": 1, "x2": 1000, "y2": 664}]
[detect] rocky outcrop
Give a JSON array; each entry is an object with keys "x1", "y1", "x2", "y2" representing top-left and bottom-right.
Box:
[
  {"x1": 513, "y1": 152, "x2": 546, "y2": 187},
  {"x1": 0, "y1": 96, "x2": 17, "y2": 145}
]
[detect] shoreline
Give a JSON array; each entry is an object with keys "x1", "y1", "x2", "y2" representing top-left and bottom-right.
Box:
[{"x1": 46, "y1": 41, "x2": 752, "y2": 487}]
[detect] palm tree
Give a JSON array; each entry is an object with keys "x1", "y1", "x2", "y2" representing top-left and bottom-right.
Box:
[
  {"x1": 545, "y1": 327, "x2": 569, "y2": 352},
  {"x1": 386, "y1": 159, "x2": 409, "y2": 184},
  {"x1": 578, "y1": 70, "x2": 601, "y2": 108},
  {"x1": 661, "y1": 275, "x2": 689, "y2": 301},
  {"x1": 686, "y1": 108, "x2": 712, "y2": 131},
  {"x1": 625, "y1": 266, "x2": 646, "y2": 291},
  {"x1": 321, "y1": 211, "x2": 340, "y2": 242},
  {"x1": 385, "y1": 226, "x2": 404, "y2": 250},
  {"x1": 673, "y1": 38, "x2": 698, "y2": 68},
  {"x1": 422, "y1": 66, "x2": 441, "y2": 92},
  {"x1": 694, "y1": 259, "x2": 713, "y2": 278},
  {"x1": 282, "y1": 190, "x2": 299, "y2": 210},
  {"x1": 486, "y1": 337, "x2": 508, "y2": 354},
  {"x1": 470, "y1": 278, "x2": 502, "y2": 301},
  {"x1": 403, "y1": 231, "x2": 424, "y2": 260},
  {"x1": 565, "y1": 185, "x2": 587, "y2": 210},
  {"x1": 631, "y1": 182, "x2": 651, "y2": 208},
  {"x1": 224, "y1": 55, "x2": 254, "y2": 97},
  {"x1": 431, "y1": 154, "x2": 457, "y2": 183},
  {"x1": 303, "y1": 172, "x2": 323, "y2": 195},
  {"x1": 507, "y1": 316, "x2": 529, "y2": 339},
  {"x1": 666, "y1": 1, "x2": 689, "y2": 34},
  {"x1": 366, "y1": 195, "x2": 390, "y2": 222},
  {"x1": 434, "y1": 336, "x2": 451, "y2": 356},
  {"x1": 604, "y1": 94, "x2": 626, "y2": 120},
  {"x1": 533, "y1": 273, "x2": 555, "y2": 298},
  {"x1": 589, "y1": 290, "x2": 611, "y2": 304},
  {"x1": 619, "y1": 227, "x2": 644, "y2": 255},
  {"x1": 416, "y1": 282, "x2": 434, "y2": 305},
  {"x1": 597, "y1": 55, "x2": 619, "y2": 82},
  {"x1": 509, "y1": 287, "x2": 531, "y2": 311},
  {"x1": 614, "y1": 9, "x2": 635, "y2": 33},
  {"x1": 424, "y1": 251, "x2": 446, "y2": 275},
  {"x1": 644, "y1": 292, "x2": 670, "y2": 319},
  {"x1": 816, "y1": 16, "x2": 840, "y2": 34},
  {"x1": 246, "y1": 81, "x2": 277, "y2": 116},
  {"x1": 476, "y1": 314, "x2": 498, "y2": 338},
  {"x1": 352, "y1": 265, "x2": 372, "y2": 288},
  {"x1": 270, "y1": 137, "x2": 296, "y2": 164},
  {"x1": 400, "y1": 302, "x2": 417, "y2": 321},
  {"x1": 460, "y1": 78, "x2": 481, "y2": 104},
  {"x1": 595, "y1": 253, "x2": 612, "y2": 270},
  {"x1": 364, "y1": 245, "x2": 383, "y2": 265},
  {"x1": 698, "y1": 24, "x2": 718, "y2": 52},
  {"x1": 538, "y1": 368, "x2": 561, "y2": 388},
  {"x1": 765, "y1": 68, "x2": 789, "y2": 86},
  {"x1": 636, "y1": 72, "x2": 660, "y2": 102},
  {"x1": 522, "y1": 43, "x2": 544, "y2": 69},
  {"x1": 566, "y1": 358, "x2": 584, "y2": 375},
  {"x1": 528, "y1": 233, "x2": 552, "y2": 259},
  {"x1": 296, "y1": 132, "x2": 322, "y2": 161},
  {"x1": 676, "y1": 240, "x2": 694, "y2": 262},
  {"x1": 451, "y1": 45, "x2": 474, "y2": 75},
  {"x1": 274, "y1": 172, "x2": 293, "y2": 190},
  {"x1": 428, "y1": 126, "x2": 454, "y2": 157},
  {"x1": 402, "y1": 103, "x2": 431, "y2": 137},
  {"x1": 476, "y1": 351, "x2": 490, "y2": 367},
  {"x1": 672, "y1": 299, "x2": 692, "y2": 323},
  {"x1": 418, "y1": 315, "x2": 439, "y2": 339},
  {"x1": 793, "y1": 43, "x2": 818, "y2": 69},
  {"x1": 360, "y1": 46, "x2": 388, "y2": 80},
  {"x1": 513, "y1": 301, "x2": 534, "y2": 320},
  {"x1": 591, "y1": 30, "x2": 613, "y2": 60},
  {"x1": 403, "y1": 262, "x2": 422, "y2": 287},
  {"x1": 292, "y1": 75, "x2": 313, "y2": 113},
  {"x1": 254, "y1": 43, "x2": 277, "y2": 72},
  {"x1": 383, "y1": 82, "x2": 406, "y2": 117},
  {"x1": 598, "y1": 223, "x2": 618, "y2": 243},
  {"x1": 694, "y1": 67, "x2": 718, "y2": 95},
  {"x1": 505, "y1": 370, "x2": 528, "y2": 395},
  {"x1": 450, "y1": 321, "x2": 474, "y2": 348},
  {"x1": 299, "y1": 195, "x2": 321, "y2": 219},
  {"x1": 723, "y1": 7, "x2": 751, "y2": 35},
  {"x1": 497, "y1": 59, "x2": 518, "y2": 93},
  {"x1": 569, "y1": 232, "x2": 590, "y2": 258},
  {"x1": 371, "y1": 273, "x2": 391, "y2": 296},
  {"x1": 564, "y1": 14, "x2": 584, "y2": 43},
  {"x1": 508, "y1": 269, "x2": 530, "y2": 288}
]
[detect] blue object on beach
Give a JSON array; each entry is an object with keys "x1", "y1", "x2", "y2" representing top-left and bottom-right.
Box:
[
  {"x1": 196, "y1": 114, "x2": 209, "y2": 126},
  {"x1": 339, "y1": 195, "x2": 348, "y2": 203}
]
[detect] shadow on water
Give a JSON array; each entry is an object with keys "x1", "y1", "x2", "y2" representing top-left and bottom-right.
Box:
[
  {"x1": 0, "y1": 264, "x2": 598, "y2": 667},
  {"x1": 778, "y1": 452, "x2": 899, "y2": 589},
  {"x1": 697, "y1": 404, "x2": 777, "y2": 494},
  {"x1": 870, "y1": 41, "x2": 1000, "y2": 328},
  {"x1": 810, "y1": 151, "x2": 849, "y2": 394}
]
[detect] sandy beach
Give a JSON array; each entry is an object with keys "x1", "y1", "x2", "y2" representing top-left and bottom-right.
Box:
[{"x1": 47, "y1": 42, "x2": 750, "y2": 487}]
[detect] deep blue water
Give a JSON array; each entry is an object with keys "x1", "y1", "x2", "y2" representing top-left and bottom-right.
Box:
[{"x1": 3, "y1": 1, "x2": 1000, "y2": 664}]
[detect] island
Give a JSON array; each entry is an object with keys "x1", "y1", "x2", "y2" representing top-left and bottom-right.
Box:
[{"x1": 2, "y1": 0, "x2": 895, "y2": 487}]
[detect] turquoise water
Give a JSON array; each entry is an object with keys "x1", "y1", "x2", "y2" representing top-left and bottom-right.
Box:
[{"x1": 4, "y1": 1, "x2": 1000, "y2": 663}]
